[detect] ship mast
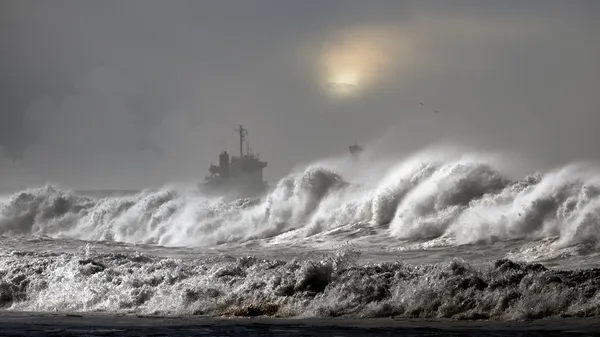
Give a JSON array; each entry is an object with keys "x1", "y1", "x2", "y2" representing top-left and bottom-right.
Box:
[{"x1": 234, "y1": 125, "x2": 247, "y2": 158}]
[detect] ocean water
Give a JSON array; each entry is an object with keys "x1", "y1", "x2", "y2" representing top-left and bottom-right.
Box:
[{"x1": 1, "y1": 148, "x2": 600, "y2": 335}]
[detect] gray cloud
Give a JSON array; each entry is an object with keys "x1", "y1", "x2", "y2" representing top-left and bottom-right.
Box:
[{"x1": 1, "y1": 0, "x2": 598, "y2": 189}]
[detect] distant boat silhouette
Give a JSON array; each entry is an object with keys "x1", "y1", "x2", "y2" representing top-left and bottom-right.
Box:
[{"x1": 349, "y1": 142, "x2": 363, "y2": 157}]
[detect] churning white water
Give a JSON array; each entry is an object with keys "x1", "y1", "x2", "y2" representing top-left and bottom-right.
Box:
[{"x1": 1, "y1": 146, "x2": 600, "y2": 319}]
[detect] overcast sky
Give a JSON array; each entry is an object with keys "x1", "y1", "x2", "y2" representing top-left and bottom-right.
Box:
[{"x1": 1, "y1": 0, "x2": 599, "y2": 189}]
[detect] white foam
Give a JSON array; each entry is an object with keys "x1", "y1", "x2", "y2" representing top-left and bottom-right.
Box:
[{"x1": 1, "y1": 147, "x2": 600, "y2": 261}]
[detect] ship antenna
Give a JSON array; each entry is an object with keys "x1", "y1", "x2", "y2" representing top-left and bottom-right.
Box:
[{"x1": 234, "y1": 125, "x2": 247, "y2": 158}]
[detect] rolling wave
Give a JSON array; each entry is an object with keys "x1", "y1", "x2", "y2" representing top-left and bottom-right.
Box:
[{"x1": 1, "y1": 148, "x2": 600, "y2": 254}]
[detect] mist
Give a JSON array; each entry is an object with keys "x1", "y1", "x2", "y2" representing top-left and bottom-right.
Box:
[{"x1": 1, "y1": 0, "x2": 598, "y2": 189}]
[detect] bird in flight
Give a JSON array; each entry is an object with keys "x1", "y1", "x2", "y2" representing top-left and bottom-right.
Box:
[{"x1": 419, "y1": 102, "x2": 440, "y2": 114}]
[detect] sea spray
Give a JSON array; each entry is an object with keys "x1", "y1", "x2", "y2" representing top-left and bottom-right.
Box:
[
  {"x1": 1, "y1": 248, "x2": 600, "y2": 319},
  {"x1": 1, "y1": 148, "x2": 600, "y2": 257}
]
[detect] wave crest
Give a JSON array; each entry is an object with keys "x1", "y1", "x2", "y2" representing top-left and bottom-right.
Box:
[{"x1": 2, "y1": 150, "x2": 600, "y2": 256}]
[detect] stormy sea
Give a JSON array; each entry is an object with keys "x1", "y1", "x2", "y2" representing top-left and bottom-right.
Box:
[{"x1": 2, "y1": 148, "x2": 600, "y2": 336}]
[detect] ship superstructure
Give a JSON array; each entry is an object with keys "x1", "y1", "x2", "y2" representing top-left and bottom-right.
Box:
[
  {"x1": 200, "y1": 125, "x2": 268, "y2": 198},
  {"x1": 349, "y1": 141, "x2": 363, "y2": 158}
]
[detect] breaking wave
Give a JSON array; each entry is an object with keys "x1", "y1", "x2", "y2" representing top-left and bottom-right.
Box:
[
  {"x1": 1, "y1": 248, "x2": 600, "y2": 319},
  {"x1": 1, "y1": 148, "x2": 600, "y2": 253}
]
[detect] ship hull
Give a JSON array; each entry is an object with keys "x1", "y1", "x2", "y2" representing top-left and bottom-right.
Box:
[{"x1": 198, "y1": 179, "x2": 269, "y2": 200}]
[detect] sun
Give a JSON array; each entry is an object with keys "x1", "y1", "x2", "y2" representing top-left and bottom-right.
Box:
[
  {"x1": 331, "y1": 72, "x2": 359, "y2": 86},
  {"x1": 318, "y1": 25, "x2": 412, "y2": 96},
  {"x1": 327, "y1": 82, "x2": 357, "y2": 96},
  {"x1": 326, "y1": 72, "x2": 359, "y2": 95}
]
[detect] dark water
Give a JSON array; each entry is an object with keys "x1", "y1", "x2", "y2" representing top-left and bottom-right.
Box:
[{"x1": 1, "y1": 313, "x2": 599, "y2": 336}]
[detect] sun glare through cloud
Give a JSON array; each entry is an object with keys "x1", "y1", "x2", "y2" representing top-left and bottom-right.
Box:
[{"x1": 321, "y1": 26, "x2": 412, "y2": 97}]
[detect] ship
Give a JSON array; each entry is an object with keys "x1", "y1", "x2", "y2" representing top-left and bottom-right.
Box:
[
  {"x1": 199, "y1": 125, "x2": 269, "y2": 199},
  {"x1": 349, "y1": 141, "x2": 363, "y2": 158}
]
